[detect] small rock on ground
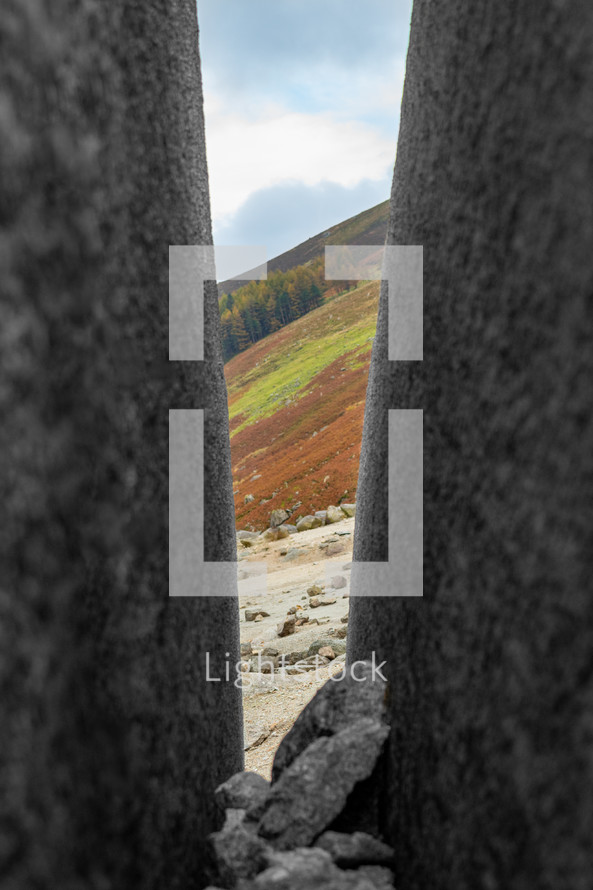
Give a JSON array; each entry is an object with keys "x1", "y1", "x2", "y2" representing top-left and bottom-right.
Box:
[
  {"x1": 282, "y1": 548, "x2": 302, "y2": 561},
  {"x1": 277, "y1": 616, "x2": 296, "y2": 638},
  {"x1": 331, "y1": 575, "x2": 348, "y2": 589},
  {"x1": 318, "y1": 646, "x2": 336, "y2": 659},
  {"x1": 249, "y1": 656, "x2": 278, "y2": 674},
  {"x1": 246, "y1": 609, "x2": 270, "y2": 621},
  {"x1": 306, "y1": 638, "x2": 347, "y2": 658},
  {"x1": 309, "y1": 595, "x2": 337, "y2": 608},
  {"x1": 326, "y1": 542, "x2": 345, "y2": 556}
]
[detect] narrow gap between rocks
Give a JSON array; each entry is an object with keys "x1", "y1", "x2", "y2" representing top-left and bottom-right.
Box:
[{"x1": 225, "y1": 279, "x2": 380, "y2": 778}]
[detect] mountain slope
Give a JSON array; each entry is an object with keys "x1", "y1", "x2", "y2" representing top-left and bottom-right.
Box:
[
  {"x1": 218, "y1": 200, "x2": 389, "y2": 297},
  {"x1": 225, "y1": 280, "x2": 380, "y2": 530}
]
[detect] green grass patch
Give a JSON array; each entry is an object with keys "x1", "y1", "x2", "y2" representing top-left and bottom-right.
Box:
[{"x1": 226, "y1": 283, "x2": 379, "y2": 435}]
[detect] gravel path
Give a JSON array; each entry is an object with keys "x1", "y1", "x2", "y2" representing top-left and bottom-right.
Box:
[{"x1": 237, "y1": 517, "x2": 354, "y2": 778}]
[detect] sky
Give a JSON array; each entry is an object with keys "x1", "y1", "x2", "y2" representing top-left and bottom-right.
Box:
[{"x1": 197, "y1": 0, "x2": 413, "y2": 264}]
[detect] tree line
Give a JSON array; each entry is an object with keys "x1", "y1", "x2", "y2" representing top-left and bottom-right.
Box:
[{"x1": 219, "y1": 259, "x2": 329, "y2": 362}]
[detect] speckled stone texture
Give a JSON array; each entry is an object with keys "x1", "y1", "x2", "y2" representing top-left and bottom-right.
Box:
[
  {"x1": 348, "y1": 2, "x2": 593, "y2": 889},
  {"x1": 1, "y1": 2, "x2": 242, "y2": 888}
]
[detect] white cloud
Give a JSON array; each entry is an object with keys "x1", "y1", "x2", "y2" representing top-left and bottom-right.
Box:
[
  {"x1": 292, "y1": 58, "x2": 407, "y2": 123},
  {"x1": 212, "y1": 177, "x2": 392, "y2": 260},
  {"x1": 204, "y1": 95, "x2": 396, "y2": 228},
  {"x1": 197, "y1": 0, "x2": 412, "y2": 251}
]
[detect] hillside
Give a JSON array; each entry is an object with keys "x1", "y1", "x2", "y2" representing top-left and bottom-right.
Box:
[
  {"x1": 218, "y1": 199, "x2": 389, "y2": 297},
  {"x1": 225, "y1": 279, "x2": 380, "y2": 530}
]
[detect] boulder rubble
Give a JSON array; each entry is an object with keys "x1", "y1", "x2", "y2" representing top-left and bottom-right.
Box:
[
  {"x1": 237, "y1": 503, "x2": 356, "y2": 546},
  {"x1": 207, "y1": 660, "x2": 394, "y2": 889}
]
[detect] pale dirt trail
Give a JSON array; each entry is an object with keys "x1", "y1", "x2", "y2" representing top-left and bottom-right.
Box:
[{"x1": 237, "y1": 517, "x2": 354, "y2": 778}]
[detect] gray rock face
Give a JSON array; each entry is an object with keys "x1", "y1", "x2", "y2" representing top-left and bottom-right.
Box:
[
  {"x1": 348, "y1": 1, "x2": 593, "y2": 887},
  {"x1": 272, "y1": 660, "x2": 387, "y2": 780},
  {"x1": 215, "y1": 772, "x2": 271, "y2": 813},
  {"x1": 1, "y1": 3, "x2": 243, "y2": 888},
  {"x1": 270, "y1": 509, "x2": 290, "y2": 528},
  {"x1": 315, "y1": 510, "x2": 328, "y2": 524},
  {"x1": 258, "y1": 719, "x2": 389, "y2": 849},
  {"x1": 340, "y1": 504, "x2": 356, "y2": 518},
  {"x1": 260, "y1": 527, "x2": 281, "y2": 542},
  {"x1": 315, "y1": 831, "x2": 394, "y2": 868}
]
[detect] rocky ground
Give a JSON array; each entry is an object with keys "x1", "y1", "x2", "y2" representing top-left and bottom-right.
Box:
[{"x1": 236, "y1": 513, "x2": 355, "y2": 779}]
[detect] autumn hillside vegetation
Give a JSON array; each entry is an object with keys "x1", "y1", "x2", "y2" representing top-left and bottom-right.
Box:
[
  {"x1": 219, "y1": 257, "x2": 358, "y2": 363},
  {"x1": 225, "y1": 280, "x2": 381, "y2": 530}
]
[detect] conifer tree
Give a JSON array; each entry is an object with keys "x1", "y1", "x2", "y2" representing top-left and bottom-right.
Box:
[{"x1": 231, "y1": 307, "x2": 249, "y2": 352}]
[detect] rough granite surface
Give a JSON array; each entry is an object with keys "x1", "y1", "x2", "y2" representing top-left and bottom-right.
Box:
[
  {"x1": 1, "y1": 2, "x2": 242, "y2": 888},
  {"x1": 349, "y1": 3, "x2": 593, "y2": 889}
]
